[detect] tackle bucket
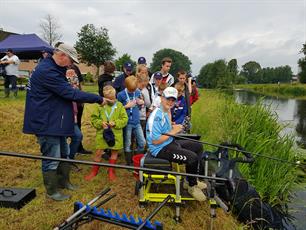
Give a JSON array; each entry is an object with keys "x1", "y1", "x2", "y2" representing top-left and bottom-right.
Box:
[{"x1": 132, "y1": 154, "x2": 144, "y2": 180}]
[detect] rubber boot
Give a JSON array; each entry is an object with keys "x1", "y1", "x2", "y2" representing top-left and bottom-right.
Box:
[
  {"x1": 42, "y1": 170, "x2": 71, "y2": 201},
  {"x1": 125, "y1": 151, "x2": 133, "y2": 166},
  {"x1": 13, "y1": 90, "x2": 17, "y2": 98},
  {"x1": 108, "y1": 159, "x2": 117, "y2": 181},
  {"x1": 84, "y1": 164, "x2": 100, "y2": 181},
  {"x1": 4, "y1": 88, "x2": 9, "y2": 98},
  {"x1": 57, "y1": 162, "x2": 78, "y2": 191}
]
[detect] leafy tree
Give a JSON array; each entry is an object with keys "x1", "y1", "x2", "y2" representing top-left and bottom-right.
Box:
[
  {"x1": 75, "y1": 24, "x2": 116, "y2": 76},
  {"x1": 240, "y1": 61, "x2": 262, "y2": 83},
  {"x1": 115, "y1": 53, "x2": 136, "y2": 71},
  {"x1": 228, "y1": 59, "x2": 238, "y2": 84},
  {"x1": 198, "y1": 59, "x2": 232, "y2": 88},
  {"x1": 39, "y1": 14, "x2": 63, "y2": 46},
  {"x1": 197, "y1": 63, "x2": 214, "y2": 88},
  {"x1": 298, "y1": 43, "x2": 306, "y2": 83},
  {"x1": 150, "y1": 48, "x2": 192, "y2": 76}
]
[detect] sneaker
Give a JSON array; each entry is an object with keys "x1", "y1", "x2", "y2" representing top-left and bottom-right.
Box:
[
  {"x1": 187, "y1": 185, "x2": 206, "y2": 201},
  {"x1": 196, "y1": 180, "x2": 207, "y2": 190},
  {"x1": 183, "y1": 179, "x2": 207, "y2": 190}
]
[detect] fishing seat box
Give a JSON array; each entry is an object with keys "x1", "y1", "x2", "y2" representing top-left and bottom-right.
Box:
[{"x1": 0, "y1": 187, "x2": 36, "y2": 209}]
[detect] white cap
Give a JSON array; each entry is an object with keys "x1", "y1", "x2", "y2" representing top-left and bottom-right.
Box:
[
  {"x1": 162, "y1": 87, "x2": 178, "y2": 100},
  {"x1": 56, "y1": 43, "x2": 79, "y2": 64}
]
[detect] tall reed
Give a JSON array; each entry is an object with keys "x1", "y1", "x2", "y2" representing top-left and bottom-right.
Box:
[{"x1": 192, "y1": 90, "x2": 298, "y2": 205}]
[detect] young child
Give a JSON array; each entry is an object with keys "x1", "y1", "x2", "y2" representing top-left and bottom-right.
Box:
[
  {"x1": 85, "y1": 85, "x2": 128, "y2": 181},
  {"x1": 66, "y1": 69, "x2": 83, "y2": 161},
  {"x1": 146, "y1": 87, "x2": 206, "y2": 201},
  {"x1": 117, "y1": 76, "x2": 146, "y2": 165},
  {"x1": 171, "y1": 82, "x2": 188, "y2": 125},
  {"x1": 137, "y1": 72, "x2": 151, "y2": 136},
  {"x1": 190, "y1": 79, "x2": 199, "y2": 105},
  {"x1": 150, "y1": 82, "x2": 167, "y2": 111}
]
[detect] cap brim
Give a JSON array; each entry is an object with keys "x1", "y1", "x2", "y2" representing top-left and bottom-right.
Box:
[
  {"x1": 165, "y1": 96, "x2": 177, "y2": 100},
  {"x1": 57, "y1": 47, "x2": 79, "y2": 64},
  {"x1": 71, "y1": 56, "x2": 79, "y2": 64}
]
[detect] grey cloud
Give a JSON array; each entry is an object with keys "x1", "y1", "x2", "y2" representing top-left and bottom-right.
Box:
[{"x1": 0, "y1": 0, "x2": 304, "y2": 74}]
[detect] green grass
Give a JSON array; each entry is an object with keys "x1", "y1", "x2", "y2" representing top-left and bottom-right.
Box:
[
  {"x1": 0, "y1": 86, "x2": 239, "y2": 230},
  {"x1": 191, "y1": 90, "x2": 299, "y2": 206},
  {"x1": 236, "y1": 83, "x2": 306, "y2": 99}
]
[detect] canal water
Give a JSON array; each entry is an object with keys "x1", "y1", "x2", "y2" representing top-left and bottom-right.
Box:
[{"x1": 234, "y1": 90, "x2": 306, "y2": 230}]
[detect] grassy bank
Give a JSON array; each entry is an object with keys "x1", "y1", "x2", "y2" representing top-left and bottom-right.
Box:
[
  {"x1": 236, "y1": 83, "x2": 306, "y2": 99},
  {"x1": 192, "y1": 90, "x2": 298, "y2": 206},
  {"x1": 0, "y1": 87, "x2": 239, "y2": 230}
]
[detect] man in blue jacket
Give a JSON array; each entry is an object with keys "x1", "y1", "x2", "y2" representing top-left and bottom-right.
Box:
[{"x1": 23, "y1": 43, "x2": 108, "y2": 201}]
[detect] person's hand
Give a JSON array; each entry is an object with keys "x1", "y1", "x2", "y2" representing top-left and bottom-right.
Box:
[
  {"x1": 125, "y1": 100, "x2": 136, "y2": 108},
  {"x1": 136, "y1": 98, "x2": 144, "y2": 105},
  {"x1": 102, "y1": 121, "x2": 108, "y2": 129},
  {"x1": 109, "y1": 121, "x2": 115, "y2": 127},
  {"x1": 171, "y1": 124, "x2": 183, "y2": 135},
  {"x1": 101, "y1": 98, "x2": 114, "y2": 106}
]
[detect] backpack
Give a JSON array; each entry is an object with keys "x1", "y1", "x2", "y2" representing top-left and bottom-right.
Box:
[{"x1": 204, "y1": 145, "x2": 284, "y2": 229}]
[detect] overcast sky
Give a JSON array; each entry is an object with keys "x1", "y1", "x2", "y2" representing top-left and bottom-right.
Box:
[{"x1": 1, "y1": 0, "x2": 305, "y2": 74}]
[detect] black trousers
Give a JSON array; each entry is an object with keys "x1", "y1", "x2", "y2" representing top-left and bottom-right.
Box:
[
  {"x1": 4, "y1": 75, "x2": 17, "y2": 91},
  {"x1": 157, "y1": 139, "x2": 203, "y2": 186}
]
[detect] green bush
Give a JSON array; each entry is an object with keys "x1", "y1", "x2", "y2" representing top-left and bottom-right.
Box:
[{"x1": 84, "y1": 72, "x2": 94, "y2": 83}]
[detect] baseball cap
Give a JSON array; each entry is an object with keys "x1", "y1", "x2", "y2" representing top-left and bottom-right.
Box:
[
  {"x1": 124, "y1": 61, "x2": 133, "y2": 72},
  {"x1": 186, "y1": 72, "x2": 193, "y2": 78},
  {"x1": 162, "y1": 87, "x2": 178, "y2": 100},
  {"x1": 56, "y1": 43, "x2": 79, "y2": 64},
  {"x1": 153, "y1": 72, "x2": 163, "y2": 80},
  {"x1": 137, "y1": 56, "x2": 146, "y2": 64}
]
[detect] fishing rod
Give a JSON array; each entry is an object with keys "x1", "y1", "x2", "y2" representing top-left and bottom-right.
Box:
[
  {"x1": 0, "y1": 151, "x2": 227, "y2": 182},
  {"x1": 164, "y1": 133, "x2": 306, "y2": 167}
]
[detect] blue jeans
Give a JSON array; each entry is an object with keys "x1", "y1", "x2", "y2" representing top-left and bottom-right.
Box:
[
  {"x1": 124, "y1": 123, "x2": 145, "y2": 153},
  {"x1": 69, "y1": 124, "x2": 83, "y2": 159},
  {"x1": 37, "y1": 136, "x2": 70, "y2": 172}
]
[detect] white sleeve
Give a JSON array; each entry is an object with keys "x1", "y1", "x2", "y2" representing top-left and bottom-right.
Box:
[
  {"x1": 1, "y1": 55, "x2": 8, "y2": 61},
  {"x1": 167, "y1": 74, "x2": 175, "y2": 86},
  {"x1": 150, "y1": 73, "x2": 155, "y2": 83},
  {"x1": 12, "y1": 56, "x2": 20, "y2": 65}
]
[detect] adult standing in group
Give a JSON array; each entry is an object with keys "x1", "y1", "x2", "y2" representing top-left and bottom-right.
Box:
[
  {"x1": 0, "y1": 49, "x2": 20, "y2": 98},
  {"x1": 98, "y1": 61, "x2": 116, "y2": 97},
  {"x1": 113, "y1": 61, "x2": 133, "y2": 94},
  {"x1": 23, "y1": 43, "x2": 108, "y2": 201},
  {"x1": 150, "y1": 57, "x2": 174, "y2": 87}
]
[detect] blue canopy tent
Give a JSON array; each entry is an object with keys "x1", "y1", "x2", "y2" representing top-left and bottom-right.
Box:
[{"x1": 0, "y1": 33, "x2": 54, "y2": 59}]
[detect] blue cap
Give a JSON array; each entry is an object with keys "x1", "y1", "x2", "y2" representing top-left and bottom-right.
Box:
[
  {"x1": 138, "y1": 57, "x2": 146, "y2": 64},
  {"x1": 153, "y1": 72, "x2": 163, "y2": 80},
  {"x1": 124, "y1": 62, "x2": 133, "y2": 71},
  {"x1": 187, "y1": 72, "x2": 193, "y2": 78}
]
